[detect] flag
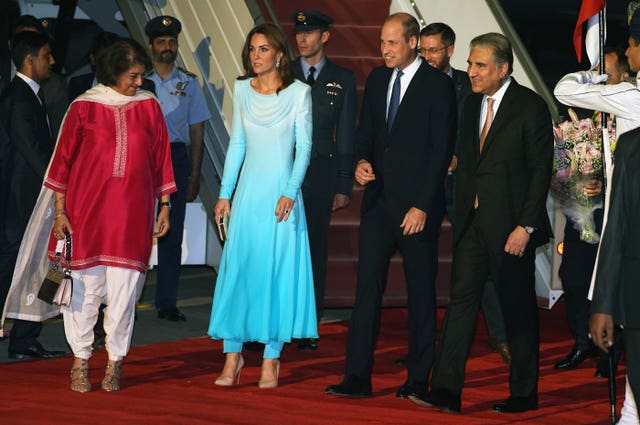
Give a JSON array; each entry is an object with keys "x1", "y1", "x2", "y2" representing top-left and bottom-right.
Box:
[{"x1": 573, "y1": 0, "x2": 606, "y2": 68}]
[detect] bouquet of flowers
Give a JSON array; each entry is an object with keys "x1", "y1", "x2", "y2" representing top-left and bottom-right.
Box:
[{"x1": 550, "y1": 109, "x2": 612, "y2": 244}]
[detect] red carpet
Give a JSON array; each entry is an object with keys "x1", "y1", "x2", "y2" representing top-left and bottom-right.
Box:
[{"x1": 0, "y1": 307, "x2": 624, "y2": 424}]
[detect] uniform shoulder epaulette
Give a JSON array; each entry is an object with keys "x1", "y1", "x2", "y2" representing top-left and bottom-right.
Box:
[{"x1": 178, "y1": 67, "x2": 197, "y2": 78}]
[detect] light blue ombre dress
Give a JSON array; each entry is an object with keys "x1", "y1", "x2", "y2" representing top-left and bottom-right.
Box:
[{"x1": 208, "y1": 78, "x2": 318, "y2": 356}]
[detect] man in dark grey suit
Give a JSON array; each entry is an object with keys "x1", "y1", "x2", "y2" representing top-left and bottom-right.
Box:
[
  {"x1": 412, "y1": 33, "x2": 552, "y2": 414},
  {"x1": 325, "y1": 12, "x2": 456, "y2": 399},
  {"x1": 291, "y1": 10, "x2": 357, "y2": 351},
  {"x1": 419, "y1": 22, "x2": 510, "y2": 365},
  {"x1": 0, "y1": 31, "x2": 64, "y2": 358}
]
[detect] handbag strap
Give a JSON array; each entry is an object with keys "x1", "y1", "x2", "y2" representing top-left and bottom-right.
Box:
[{"x1": 63, "y1": 233, "x2": 72, "y2": 274}]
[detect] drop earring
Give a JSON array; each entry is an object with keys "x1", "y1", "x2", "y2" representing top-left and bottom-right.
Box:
[{"x1": 276, "y1": 58, "x2": 280, "y2": 68}]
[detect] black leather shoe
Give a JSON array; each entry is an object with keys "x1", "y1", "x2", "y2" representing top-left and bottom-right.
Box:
[
  {"x1": 8, "y1": 344, "x2": 65, "y2": 360},
  {"x1": 492, "y1": 395, "x2": 538, "y2": 413},
  {"x1": 297, "y1": 338, "x2": 318, "y2": 351},
  {"x1": 325, "y1": 376, "x2": 372, "y2": 397},
  {"x1": 394, "y1": 355, "x2": 407, "y2": 367},
  {"x1": 488, "y1": 339, "x2": 511, "y2": 364},
  {"x1": 157, "y1": 308, "x2": 186, "y2": 322},
  {"x1": 554, "y1": 348, "x2": 592, "y2": 370},
  {"x1": 396, "y1": 381, "x2": 426, "y2": 399},
  {"x1": 409, "y1": 388, "x2": 461, "y2": 413}
]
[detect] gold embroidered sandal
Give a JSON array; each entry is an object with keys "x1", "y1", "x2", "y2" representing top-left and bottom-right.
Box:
[
  {"x1": 70, "y1": 358, "x2": 91, "y2": 393},
  {"x1": 101, "y1": 360, "x2": 122, "y2": 392}
]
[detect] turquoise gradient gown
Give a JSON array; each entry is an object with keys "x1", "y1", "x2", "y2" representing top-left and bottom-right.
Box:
[{"x1": 208, "y1": 78, "x2": 318, "y2": 344}]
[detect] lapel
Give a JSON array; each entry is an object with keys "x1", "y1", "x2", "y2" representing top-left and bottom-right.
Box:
[
  {"x1": 313, "y1": 59, "x2": 332, "y2": 89},
  {"x1": 478, "y1": 79, "x2": 518, "y2": 160},
  {"x1": 388, "y1": 61, "x2": 426, "y2": 133}
]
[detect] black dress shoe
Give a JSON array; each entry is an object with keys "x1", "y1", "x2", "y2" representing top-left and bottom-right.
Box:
[
  {"x1": 297, "y1": 338, "x2": 318, "y2": 351},
  {"x1": 492, "y1": 395, "x2": 538, "y2": 413},
  {"x1": 394, "y1": 355, "x2": 407, "y2": 367},
  {"x1": 157, "y1": 308, "x2": 186, "y2": 322},
  {"x1": 9, "y1": 345, "x2": 65, "y2": 360},
  {"x1": 409, "y1": 388, "x2": 461, "y2": 413},
  {"x1": 396, "y1": 381, "x2": 426, "y2": 399},
  {"x1": 325, "y1": 376, "x2": 372, "y2": 397},
  {"x1": 554, "y1": 347, "x2": 592, "y2": 370}
]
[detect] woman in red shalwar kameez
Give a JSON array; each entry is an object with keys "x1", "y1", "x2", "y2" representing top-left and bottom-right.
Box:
[{"x1": 46, "y1": 39, "x2": 176, "y2": 392}]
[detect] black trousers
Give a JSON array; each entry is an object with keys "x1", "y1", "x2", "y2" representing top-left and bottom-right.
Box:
[
  {"x1": 344, "y1": 201, "x2": 439, "y2": 386},
  {"x1": 301, "y1": 155, "x2": 336, "y2": 322},
  {"x1": 558, "y1": 213, "x2": 601, "y2": 350},
  {"x1": 430, "y1": 216, "x2": 539, "y2": 398}
]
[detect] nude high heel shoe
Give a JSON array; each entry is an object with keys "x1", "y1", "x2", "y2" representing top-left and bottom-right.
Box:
[
  {"x1": 215, "y1": 354, "x2": 244, "y2": 386},
  {"x1": 258, "y1": 360, "x2": 280, "y2": 389}
]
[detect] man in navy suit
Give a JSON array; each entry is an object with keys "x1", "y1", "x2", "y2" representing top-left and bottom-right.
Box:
[
  {"x1": 413, "y1": 33, "x2": 552, "y2": 414},
  {"x1": 291, "y1": 10, "x2": 357, "y2": 351},
  {"x1": 0, "y1": 31, "x2": 64, "y2": 359},
  {"x1": 325, "y1": 12, "x2": 456, "y2": 399}
]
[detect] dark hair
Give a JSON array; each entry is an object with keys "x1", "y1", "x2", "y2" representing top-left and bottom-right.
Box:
[
  {"x1": 385, "y1": 13, "x2": 419, "y2": 43},
  {"x1": 604, "y1": 45, "x2": 631, "y2": 76},
  {"x1": 95, "y1": 38, "x2": 152, "y2": 86},
  {"x1": 470, "y1": 32, "x2": 514, "y2": 75},
  {"x1": 10, "y1": 30, "x2": 49, "y2": 71},
  {"x1": 15, "y1": 14, "x2": 43, "y2": 33},
  {"x1": 238, "y1": 23, "x2": 293, "y2": 93},
  {"x1": 420, "y1": 22, "x2": 456, "y2": 47}
]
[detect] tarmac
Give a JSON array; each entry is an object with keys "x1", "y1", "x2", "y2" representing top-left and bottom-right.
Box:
[{"x1": 0, "y1": 265, "x2": 351, "y2": 363}]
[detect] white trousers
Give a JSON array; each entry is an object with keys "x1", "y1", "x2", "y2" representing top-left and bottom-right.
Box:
[
  {"x1": 62, "y1": 265, "x2": 144, "y2": 361},
  {"x1": 618, "y1": 377, "x2": 639, "y2": 425}
]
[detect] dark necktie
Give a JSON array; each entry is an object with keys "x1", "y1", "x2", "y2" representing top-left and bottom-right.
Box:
[
  {"x1": 307, "y1": 66, "x2": 316, "y2": 86},
  {"x1": 387, "y1": 70, "x2": 403, "y2": 129},
  {"x1": 37, "y1": 88, "x2": 52, "y2": 138}
]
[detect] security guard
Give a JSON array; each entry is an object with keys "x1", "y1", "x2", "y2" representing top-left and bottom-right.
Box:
[
  {"x1": 292, "y1": 10, "x2": 357, "y2": 350},
  {"x1": 145, "y1": 15, "x2": 211, "y2": 321}
]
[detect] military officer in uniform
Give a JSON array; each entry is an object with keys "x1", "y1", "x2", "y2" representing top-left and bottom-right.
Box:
[
  {"x1": 291, "y1": 10, "x2": 357, "y2": 351},
  {"x1": 145, "y1": 15, "x2": 211, "y2": 321}
]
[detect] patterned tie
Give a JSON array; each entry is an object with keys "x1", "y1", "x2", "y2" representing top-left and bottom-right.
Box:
[
  {"x1": 479, "y1": 97, "x2": 495, "y2": 152},
  {"x1": 307, "y1": 66, "x2": 316, "y2": 86},
  {"x1": 387, "y1": 69, "x2": 403, "y2": 129}
]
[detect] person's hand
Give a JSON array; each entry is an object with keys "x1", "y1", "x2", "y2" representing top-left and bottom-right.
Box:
[
  {"x1": 154, "y1": 208, "x2": 170, "y2": 238},
  {"x1": 400, "y1": 207, "x2": 426, "y2": 236},
  {"x1": 332, "y1": 194, "x2": 350, "y2": 211},
  {"x1": 53, "y1": 211, "x2": 73, "y2": 239},
  {"x1": 448, "y1": 155, "x2": 458, "y2": 172},
  {"x1": 275, "y1": 196, "x2": 294, "y2": 222},
  {"x1": 504, "y1": 226, "x2": 530, "y2": 256},
  {"x1": 186, "y1": 176, "x2": 200, "y2": 202},
  {"x1": 583, "y1": 179, "x2": 603, "y2": 197},
  {"x1": 589, "y1": 313, "x2": 614, "y2": 353},
  {"x1": 355, "y1": 160, "x2": 375, "y2": 186},
  {"x1": 579, "y1": 70, "x2": 609, "y2": 84},
  {"x1": 214, "y1": 199, "x2": 231, "y2": 221}
]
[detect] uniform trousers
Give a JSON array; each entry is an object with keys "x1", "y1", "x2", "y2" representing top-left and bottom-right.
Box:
[
  {"x1": 156, "y1": 142, "x2": 188, "y2": 310},
  {"x1": 63, "y1": 265, "x2": 144, "y2": 361}
]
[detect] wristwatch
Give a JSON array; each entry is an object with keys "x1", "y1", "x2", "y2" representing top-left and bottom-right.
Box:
[
  {"x1": 522, "y1": 226, "x2": 534, "y2": 234},
  {"x1": 159, "y1": 201, "x2": 172, "y2": 209}
]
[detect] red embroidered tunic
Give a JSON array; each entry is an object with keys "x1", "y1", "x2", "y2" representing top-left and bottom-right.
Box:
[{"x1": 45, "y1": 96, "x2": 176, "y2": 273}]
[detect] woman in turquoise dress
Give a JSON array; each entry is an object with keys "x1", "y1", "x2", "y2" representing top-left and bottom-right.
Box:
[{"x1": 208, "y1": 23, "x2": 317, "y2": 388}]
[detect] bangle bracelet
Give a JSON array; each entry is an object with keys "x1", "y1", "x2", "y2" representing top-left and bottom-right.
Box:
[{"x1": 55, "y1": 209, "x2": 67, "y2": 219}]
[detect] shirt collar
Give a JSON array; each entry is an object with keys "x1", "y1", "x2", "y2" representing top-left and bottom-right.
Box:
[
  {"x1": 393, "y1": 55, "x2": 422, "y2": 81},
  {"x1": 301, "y1": 56, "x2": 327, "y2": 79},
  {"x1": 16, "y1": 72, "x2": 40, "y2": 98},
  {"x1": 483, "y1": 76, "x2": 512, "y2": 106}
]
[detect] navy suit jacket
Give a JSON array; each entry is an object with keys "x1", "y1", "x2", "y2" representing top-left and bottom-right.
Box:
[{"x1": 356, "y1": 59, "x2": 457, "y2": 239}]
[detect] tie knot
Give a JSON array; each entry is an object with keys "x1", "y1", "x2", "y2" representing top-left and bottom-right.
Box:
[
  {"x1": 486, "y1": 97, "x2": 494, "y2": 107},
  {"x1": 309, "y1": 66, "x2": 316, "y2": 74},
  {"x1": 396, "y1": 69, "x2": 404, "y2": 78}
]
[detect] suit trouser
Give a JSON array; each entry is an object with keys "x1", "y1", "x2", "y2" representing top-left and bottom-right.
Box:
[
  {"x1": 430, "y1": 216, "x2": 539, "y2": 398},
  {"x1": 302, "y1": 155, "x2": 336, "y2": 322},
  {"x1": 345, "y1": 202, "x2": 438, "y2": 386},
  {"x1": 445, "y1": 172, "x2": 506, "y2": 343},
  {"x1": 558, "y1": 220, "x2": 598, "y2": 351},
  {"x1": 156, "y1": 143, "x2": 188, "y2": 310},
  {"x1": 626, "y1": 328, "x2": 640, "y2": 414}
]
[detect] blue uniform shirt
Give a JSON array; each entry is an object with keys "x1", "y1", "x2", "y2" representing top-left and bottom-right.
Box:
[{"x1": 147, "y1": 66, "x2": 211, "y2": 143}]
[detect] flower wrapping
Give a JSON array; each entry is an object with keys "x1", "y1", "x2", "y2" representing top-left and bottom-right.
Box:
[{"x1": 550, "y1": 109, "x2": 613, "y2": 243}]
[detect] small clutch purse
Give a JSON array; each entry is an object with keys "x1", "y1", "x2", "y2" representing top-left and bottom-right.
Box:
[
  {"x1": 217, "y1": 213, "x2": 229, "y2": 242},
  {"x1": 38, "y1": 233, "x2": 73, "y2": 307}
]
